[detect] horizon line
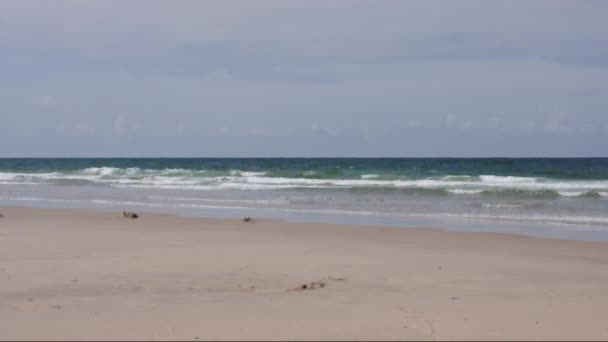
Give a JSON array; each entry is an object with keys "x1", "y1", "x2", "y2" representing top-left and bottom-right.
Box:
[{"x1": 1, "y1": 156, "x2": 607, "y2": 159}]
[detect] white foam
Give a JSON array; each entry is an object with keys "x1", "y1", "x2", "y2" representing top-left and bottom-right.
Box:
[
  {"x1": 229, "y1": 170, "x2": 267, "y2": 177},
  {"x1": 446, "y1": 189, "x2": 484, "y2": 194},
  {"x1": 0, "y1": 172, "x2": 60, "y2": 181},
  {"x1": 439, "y1": 175, "x2": 478, "y2": 181},
  {"x1": 481, "y1": 203, "x2": 525, "y2": 209},
  {"x1": 113, "y1": 184, "x2": 222, "y2": 190},
  {"x1": 558, "y1": 191, "x2": 585, "y2": 197},
  {"x1": 219, "y1": 182, "x2": 315, "y2": 190},
  {"x1": 478, "y1": 175, "x2": 608, "y2": 191},
  {"x1": 1, "y1": 169, "x2": 608, "y2": 195},
  {"x1": 479, "y1": 175, "x2": 537, "y2": 183},
  {"x1": 242, "y1": 171, "x2": 267, "y2": 177},
  {"x1": 81, "y1": 167, "x2": 123, "y2": 176}
]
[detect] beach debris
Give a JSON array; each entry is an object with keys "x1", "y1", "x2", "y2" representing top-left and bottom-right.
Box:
[
  {"x1": 0, "y1": 213, "x2": 4, "y2": 218},
  {"x1": 122, "y1": 211, "x2": 139, "y2": 219},
  {"x1": 328, "y1": 277, "x2": 346, "y2": 282},
  {"x1": 51, "y1": 304, "x2": 63, "y2": 310},
  {"x1": 287, "y1": 276, "x2": 347, "y2": 292},
  {"x1": 242, "y1": 217, "x2": 253, "y2": 223},
  {"x1": 287, "y1": 280, "x2": 326, "y2": 292}
]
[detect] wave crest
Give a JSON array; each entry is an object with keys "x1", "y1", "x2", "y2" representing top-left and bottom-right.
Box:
[{"x1": 0, "y1": 168, "x2": 607, "y2": 198}]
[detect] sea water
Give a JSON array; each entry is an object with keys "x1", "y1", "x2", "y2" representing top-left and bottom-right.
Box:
[{"x1": 1, "y1": 158, "x2": 608, "y2": 241}]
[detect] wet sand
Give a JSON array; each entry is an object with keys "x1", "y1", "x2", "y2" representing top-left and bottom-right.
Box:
[{"x1": 1, "y1": 207, "x2": 608, "y2": 340}]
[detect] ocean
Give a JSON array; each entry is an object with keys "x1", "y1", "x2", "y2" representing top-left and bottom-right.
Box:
[{"x1": 2, "y1": 158, "x2": 608, "y2": 241}]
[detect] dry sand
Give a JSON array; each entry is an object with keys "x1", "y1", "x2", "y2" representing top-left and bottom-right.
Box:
[{"x1": 1, "y1": 207, "x2": 608, "y2": 340}]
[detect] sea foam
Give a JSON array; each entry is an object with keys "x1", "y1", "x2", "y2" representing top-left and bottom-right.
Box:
[{"x1": 0, "y1": 169, "x2": 607, "y2": 197}]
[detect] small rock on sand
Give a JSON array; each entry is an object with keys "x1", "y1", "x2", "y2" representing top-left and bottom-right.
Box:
[
  {"x1": 288, "y1": 281, "x2": 326, "y2": 292},
  {"x1": 287, "y1": 276, "x2": 347, "y2": 292},
  {"x1": 122, "y1": 211, "x2": 139, "y2": 219},
  {"x1": 328, "y1": 277, "x2": 346, "y2": 282}
]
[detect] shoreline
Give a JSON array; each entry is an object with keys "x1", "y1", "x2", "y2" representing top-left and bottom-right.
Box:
[
  {"x1": 2, "y1": 199, "x2": 608, "y2": 243},
  {"x1": 2, "y1": 204, "x2": 608, "y2": 246},
  {"x1": 2, "y1": 207, "x2": 608, "y2": 340}
]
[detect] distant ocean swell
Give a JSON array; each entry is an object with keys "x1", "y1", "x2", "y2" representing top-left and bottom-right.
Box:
[{"x1": 0, "y1": 167, "x2": 607, "y2": 198}]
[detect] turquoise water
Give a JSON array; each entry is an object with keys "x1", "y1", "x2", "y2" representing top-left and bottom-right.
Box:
[
  {"x1": 3, "y1": 158, "x2": 608, "y2": 180},
  {"x1": 1, "y1": 158, "x2": 608, "y2": 240}
]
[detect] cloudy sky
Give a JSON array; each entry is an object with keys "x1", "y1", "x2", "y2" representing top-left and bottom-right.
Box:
[{"x1": 1, "y1": 0, "x2": 607, "y2": 157}]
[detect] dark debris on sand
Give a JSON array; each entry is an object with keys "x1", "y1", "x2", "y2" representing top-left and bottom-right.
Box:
[
  {"x1": 122, "y1": 211, "x2": 139, "y2": 219},
  {"x1": 287, "y1": 277, "x2": 347, "y2": 292},
  {"x1": 287, "y1": 281, "x2": 326, "y2": 292}
]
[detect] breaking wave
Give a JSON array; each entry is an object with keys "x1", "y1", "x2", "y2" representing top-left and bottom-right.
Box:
[{"x1": 0, "y1": 168, "x2": 607, "y2": 198}]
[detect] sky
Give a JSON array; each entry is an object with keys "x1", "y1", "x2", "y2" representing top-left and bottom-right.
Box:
[{"x1": 1, "y1": 0, "x2": 607, "y2": 157}]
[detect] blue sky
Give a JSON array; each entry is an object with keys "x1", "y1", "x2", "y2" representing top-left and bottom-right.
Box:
[{"x1": 1, "y1": 0, "x2": 607, "y2": 157}]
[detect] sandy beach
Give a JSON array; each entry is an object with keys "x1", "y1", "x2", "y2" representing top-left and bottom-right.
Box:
[{"x1": 1, "y1": 207, "x2": 608, "y2": 340}]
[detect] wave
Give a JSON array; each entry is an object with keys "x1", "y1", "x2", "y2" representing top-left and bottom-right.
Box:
[
  {"x1": 446, "y1": 189, "x2": 484, "y2": 194},
  {"x1": 481, "y1": 203, "x2": 527, "y2": 209},
  {"x1": 1, "y1": 168, "x2": 608, "y2": 198},
  {"x1": 229, "y1": 170, "x2": 267, "y2": 177}
]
